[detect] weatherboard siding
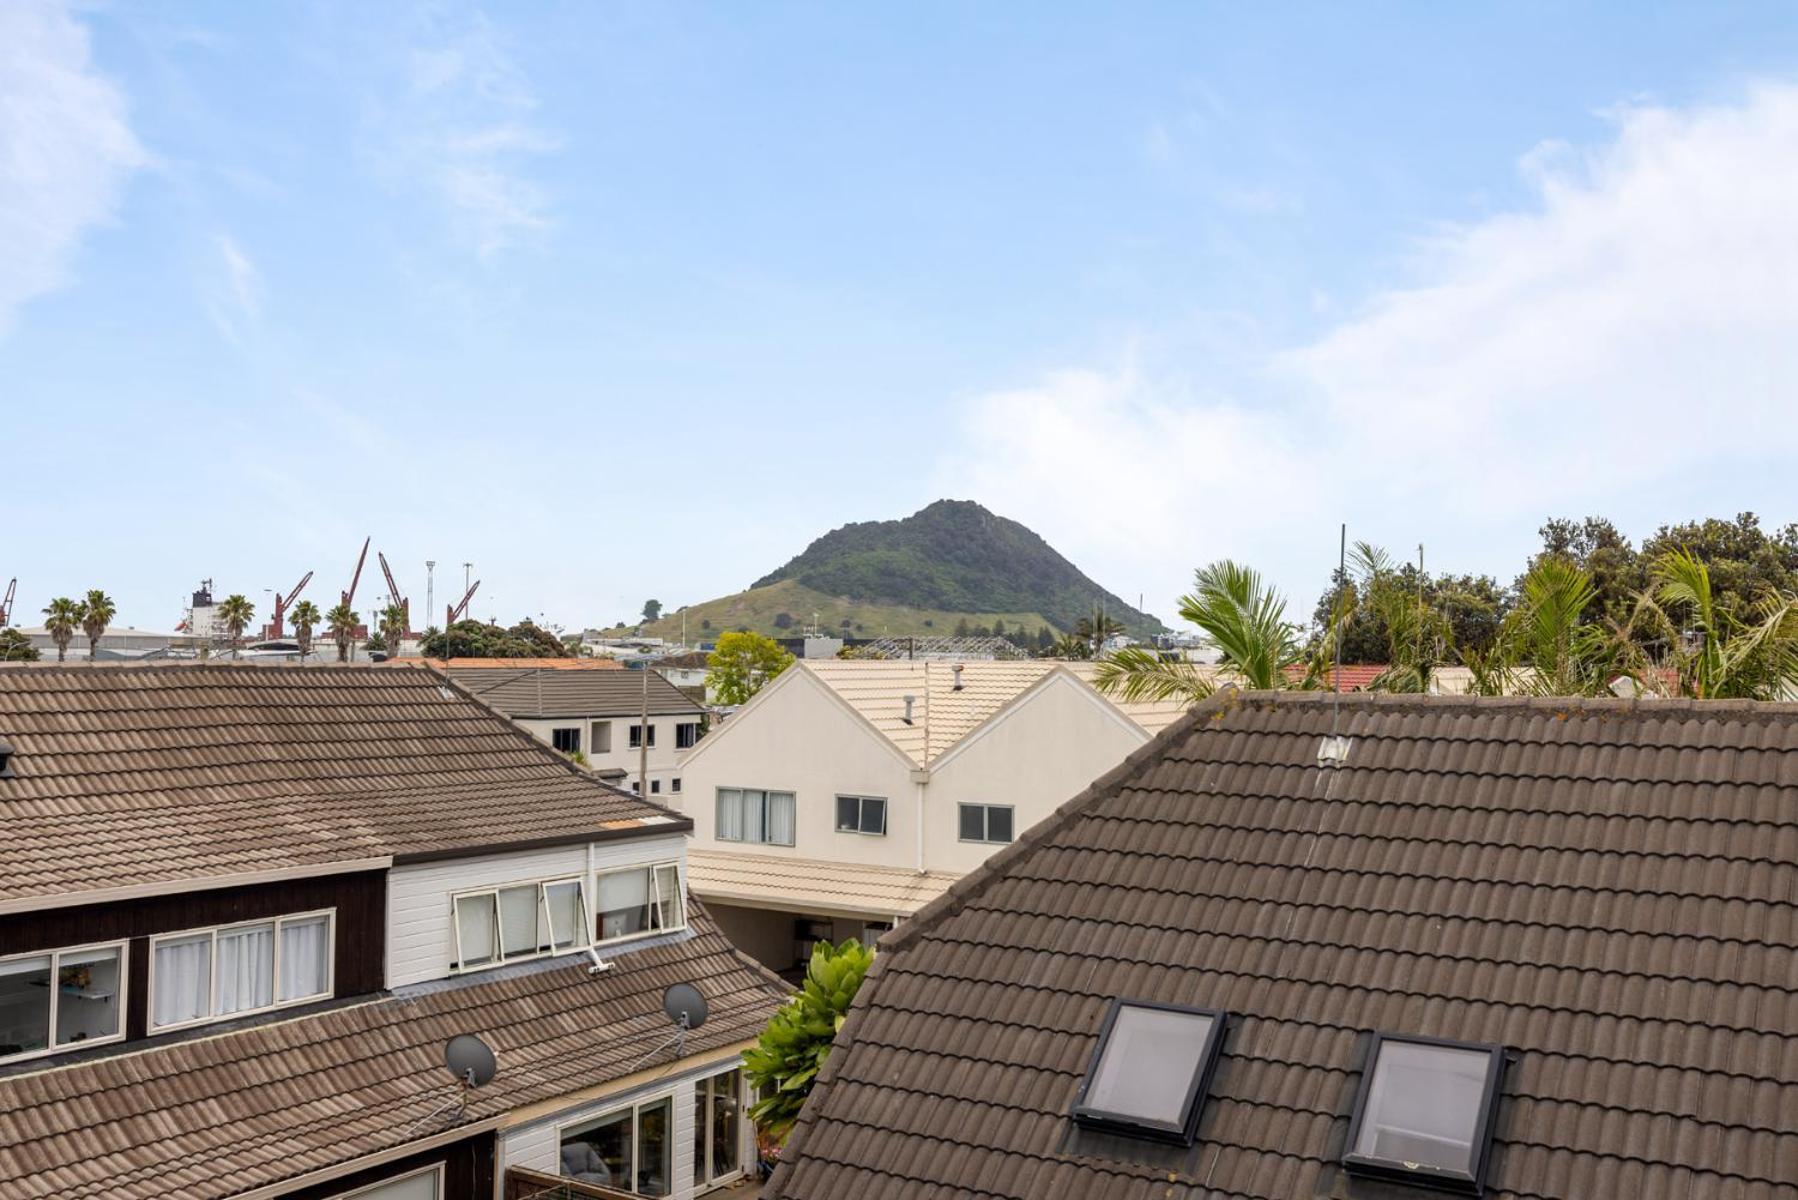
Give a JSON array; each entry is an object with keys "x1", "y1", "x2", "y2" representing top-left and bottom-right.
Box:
[{"x1": 386, "y1": 835, "x2": 689, "y2": 987}]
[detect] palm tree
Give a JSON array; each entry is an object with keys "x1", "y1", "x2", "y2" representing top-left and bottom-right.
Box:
[
  {"x1": 1052, "y1": 632, "x2": 1093, "y2": 661},
  {"x1": 1631, "y1": 548, "x2": 1798, "y2": 699},
  {"x1": 1093, "y1": 560, "x2": 1302, "y2": 703},
  {"x1": 216, "y1": 594, "x2": 255, "y2": 658},
  {"x1": 288, "y1": 600, "x2": 322, "y2": 661},
  {"x1": 79, "y1": 590, "x2": 115, "y2": 663},
  {"x1": 326, "y1": 602, "x2": 359, "y2": 663},
  {"x1": 1073, "y1": 608, "x2": 1126, "y2": 656},
  {"x1": 42, "y1": 597, "x2": 81, "y2": 662},
  {"x1": 379, "y1": 603, "x2": 407, "y2": 658},
  {"x1": 1463, "y1": 555, "x2": 1625, "y2": 697}
]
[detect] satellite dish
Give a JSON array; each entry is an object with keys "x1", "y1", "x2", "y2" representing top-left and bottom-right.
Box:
[
  {"x1": 444, "y1": 1033, "x2": 498, "y2": 1088},
  {"x1": 663, "y1": 982, "x2": 709, "y2": 1031}
]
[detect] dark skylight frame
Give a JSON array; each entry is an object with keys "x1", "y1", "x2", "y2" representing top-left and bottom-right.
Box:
[
  {"x1": 1070, "y1": 998, "x2": 1228, "y2": 1145},
  {"x1": 1342, "y1": 1032, "x2": 1508, "y2": 1194}
]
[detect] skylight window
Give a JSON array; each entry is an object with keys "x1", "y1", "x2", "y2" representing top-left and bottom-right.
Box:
[
  {"x1": 1343, "y1": 1034, "x2": 1506, "y2": 1193},
  {"x1": 1071, "y1": 999, "x2": 1226, "y2": 1144}
]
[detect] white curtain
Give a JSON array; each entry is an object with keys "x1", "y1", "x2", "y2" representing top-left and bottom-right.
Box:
[
  {"x1": 544, "y1": 880, "x2": 585, "y2": 948},
  {"x1": 456, "y1": 895, "x2": 498, "y2": 966},
  {"x1": 153, "y1": 935, "x2": 212, "y2": 1027},
  {"x1": 715, "y1": 789, "x2": 743, "y2": 841},
  {"x1": 599, "y1": 868, "x2": 651, "y2": 940},
  {"x1": 278, "y1": 917, "x2": 330, "y2": 1002},
  {"x1": 216, "y1": 924, "x2": 275, "y2": 1015},
  {"x1": 767, "y1": 792, "x2": 796, "y2": 846},
  {"x1": 741, "y1": 790, "x2": 767, "y2": 844},
  {"x1": 498, "y1": 886, "x2": 540, "y2": 957},
  {"x1": 652, "y1": 865, "x2": 684, "y2": 931}
]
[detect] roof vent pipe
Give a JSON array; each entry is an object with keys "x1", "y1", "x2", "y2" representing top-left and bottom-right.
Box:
[
  {"x1": 951, "y1": 664, "x2": 964, "y2": 691},
  {"x1": 902, "y1": 695, "x2": 916, "y2": 725}
]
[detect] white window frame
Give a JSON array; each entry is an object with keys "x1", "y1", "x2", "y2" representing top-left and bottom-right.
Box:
[
  {"x1": 450, "y1": 874, "x2": 590, "y2": 973},
  {"x1": 556, "y1": 1092, "x2": 676, "y2": 1195},
  {"x1": 675, "y1": 721, "x2": 700, "y2": 750},
  {"x1": 958, "y1": 802, "x2": 1015, "y2": 844},
  {"x1": 0, "y1": 939, "x2": 130, "y2": 1064},
  {"x1": 551, "y1": 726, "x2": 582, "y2": 754},
  {"x1": 629, "y1": 722, "x2": 656, "y2": 749},
  {"x1": 326, "y1": 1162, "x2": 444, "y2": 1199},
  {"x1": 594, "y1": 861, "x2": 687, "y2": 949},
  {"x1": 834, "y1": 794, "x2": 888, "y2": 836},
  {"x1": 149, "y1": 910, "x2": 335, "y2": 1035},
  {"x1": 695, "y1": 1066, "x2": 747, "y2": 1188}
]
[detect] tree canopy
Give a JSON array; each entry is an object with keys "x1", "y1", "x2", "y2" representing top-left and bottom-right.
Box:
[
  {"x1": 0, "y1": 629, "x2": 38, "y2": 662},
  {"x1": 706, "y1": 630, "x2": 794, "y2": 704},
  {"x1": 419, "y1": 618, "x2": 572, "y2": 659},
  {"x1": 743, "y1": 938, "x2": 875, "y2": 1142}
]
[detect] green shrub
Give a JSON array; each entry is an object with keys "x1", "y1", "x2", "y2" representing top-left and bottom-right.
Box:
[{"x1": 743, "y1": 937, "x2": 874, "y2": 1142}]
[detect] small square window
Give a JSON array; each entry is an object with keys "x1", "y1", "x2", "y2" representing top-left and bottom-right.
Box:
[
  {"x1": 551, "y1": 727, "x2": 581, "y2": 754},
  {"x1": 1071, "y1": 999, "x2": 1226, "y2": 1144},
  {"x1": 650, "y1": 779, "x2": 661, "y2": 794},
  {"x1": 958, "y1": 803, "x2": 1013, "y2": 844},
  {"x1": 671, "y1": 778, "x2": 682, "y2": 793},
  {"x1": 1343, "y1": 1034, "x2": 1506, "y2": 1193}
]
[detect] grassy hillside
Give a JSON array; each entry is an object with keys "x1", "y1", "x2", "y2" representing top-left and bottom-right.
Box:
[
  {"x1": 754, "y1": 499, "x2": 1165, "y2": 635},
  {"x1": 621, "y1": 580, "x2": 1058, "y2": 642}
]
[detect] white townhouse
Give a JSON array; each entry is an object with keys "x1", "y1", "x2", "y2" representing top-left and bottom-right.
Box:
[
  {"x1": 673, "y1": 659, "x2": 1188, "y2": 972},
  {"x1": 0, "y1": 663, "x2": 783, "y2": 1200},
  {"x1": 446, "y1": 662, "x2": 709, "y2": 798}
]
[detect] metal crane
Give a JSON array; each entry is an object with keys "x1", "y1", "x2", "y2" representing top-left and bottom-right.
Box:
[
  {"x1": 446, "y1": 578, "x2": 481, "y2": 628},
  {"x1": 342, "y1": 537, "x2": 370, "y2": 610},
  {"x1": 265, "y1": 570, "x2": 314, "y2": 640},
  {"x1": 0, "y1": 578, "x2": 14, "y2": 628},
  {"x1": 377, "y1": 551, "x2": 411, "y2": 635}
]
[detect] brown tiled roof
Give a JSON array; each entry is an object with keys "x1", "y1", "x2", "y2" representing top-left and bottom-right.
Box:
[
  {"x1": 770, "y1": 691, "x2": 1798, "y2": 1200},
  {"x1": 424, "y1": 657, "x2": 627, "y2": 670},
  {"x1": 0, "y1": 665, "x2": 684, "y2": 905},
  {"x1": 447, "y1": 664, "x2": 705, "y2": 719},
  {"x1": 0, "y1": 907, "x2": 785, "y2": 1199}
]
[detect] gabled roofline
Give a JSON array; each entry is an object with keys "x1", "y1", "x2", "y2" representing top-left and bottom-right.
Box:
[
  {"x1": 925, "y1": 665, "x2": 1150, "y2": 774},
  {"x1": 768, "y1": 690, "x2": 1230, "y2": 1196},
  {"x1": 677, "y1": 662, "x2": 922, "y2": 775}
]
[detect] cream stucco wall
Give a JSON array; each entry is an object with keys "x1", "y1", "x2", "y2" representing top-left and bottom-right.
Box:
[
  {"x1": 680, "y1": 671, "x2": 920, "y2": 867},
  {"x1": 514, "y1": 713, "x2": 700, "y2": 799},
  {"x1": 681, "y1": 669, "x2": 1149, "y2": 879}
]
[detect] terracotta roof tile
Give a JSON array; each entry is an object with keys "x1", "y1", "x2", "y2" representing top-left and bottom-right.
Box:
[
  {"x1": 0, "y1": 664, "x2": 683, "y2": 903},
  {"x1": 0, "y1": 909, "x2": 784, "y2": 1199},
  {"x1": 769, "y1": 691, "x2": 1798, "y2": 1200}
]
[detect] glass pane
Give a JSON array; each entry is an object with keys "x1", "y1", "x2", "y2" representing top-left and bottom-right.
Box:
[
  {"x1": 1353, "y1": 1041, "x2": 1490, "y2": 1174},
  {"x1": 741, "y1": 790, "x2": 766, "y2": 843},
  {"x1": 958, "y1": 804, "x2": 984, "y2": 841},
  {"x1": 598, "y1": 868, "x2": 651, "y2": 941},
  {"x1": 767, "y1": 792, "x2": 795, "y2": 845},
  {"x1": 988, "y1": 807, "x2": 1014, "y2": 842},
  {"x1": 338, "y1": 1166, "x2": 440, "y2": 1199},
  {"x1": 0, "y1": 955, "x2": 51, "y2": 1057},
  {"x1": 637, "y1": 1097, "x2": 672, "y2": 1196},
  {"x1": 55, "y1": 946, "x2": 121, "y2": 1046},
  {"x1": 499, "y1": 886, "x2": 540, "y2": 958},
  {"x1": 716, "y1": 788, "x2": 742, "y2": 841},
  {"x1": 863, "y1": 797, "x2": 887, "y2": 835},
  {"x1": 836, "y1": 795, "x2": 859, "y2": 831},
  {"x1": 279, "y1": 917, "x2": 331, "y2": 1002},
  {"x1": 1084, "y1": 1005, "x2": 1214, "y2": 1125},
  {"x1": 560, "y1": 1109, "x2": 631, "y2": 1188},
  {"x1": 153, "y1": 934, "x2": 212, "y2": 1027},
  {"x1": 455, "y1": 895, "x2": 498, "y2": 967},
  {"x1": 544, "y1": 881, "x2": 585, "y2": 949},
  {"x1": 710, "y1": 1069, "x2": 741, "y2": 1178},
  {"x1": 217, "y1": 924, "x2": 276, "y2": 1015},
  {"x1": 653, "y1": 865, "x2": 683, "y2": 932},
  {"x1": 693, "y1": 1080, "x2": 708, "y2": 1188}
]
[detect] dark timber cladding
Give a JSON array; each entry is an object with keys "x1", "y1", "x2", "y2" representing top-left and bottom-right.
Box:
[
  {"x1": 0, "y1": 871, "x2": 384, "y2": 1042},
  {"x1": 277, "y1": 1132, "x2": 493, "y2": 1200},
  {"x1": 768, "y1": 692, "x2": 1798, "y2": 1200}
]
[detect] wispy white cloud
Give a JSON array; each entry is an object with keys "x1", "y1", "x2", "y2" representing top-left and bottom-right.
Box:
[
  {"x1": 203, "y1": 232, "x2": 261, "y2": 343},
  {"x1": 948, "y1": 83, "x2": 1798, "y2": 622},
  {"x1": 372, "y1": 12, "x2": 559, "y2": 260},
  {"x1": 0, "y1": 0, "x2": 145, "y2": 336}
]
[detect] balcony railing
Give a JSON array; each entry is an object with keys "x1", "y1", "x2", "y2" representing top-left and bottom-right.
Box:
[{"x1": 502, "y1": 1166, "x2": 641, "y2": 1200}]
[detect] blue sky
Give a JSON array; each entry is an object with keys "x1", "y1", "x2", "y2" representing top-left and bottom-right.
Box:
[{"x1": 8, "y1": 3, "x2": 1798, "y2": 632}]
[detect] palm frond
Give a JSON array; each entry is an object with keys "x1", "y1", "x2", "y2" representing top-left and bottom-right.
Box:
[{"x1": 1090, "y1": 647, "x2": 1219, "y2": 704}]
